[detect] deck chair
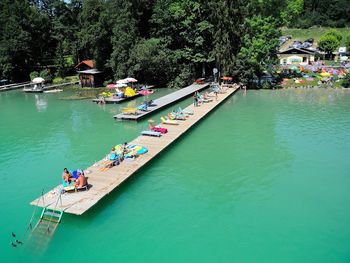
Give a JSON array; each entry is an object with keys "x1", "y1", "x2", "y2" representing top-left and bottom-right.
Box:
[
  {"x1": 161, "y1": 116, "x2": 179, "y2": 125},
  {"x1": 168, "y1": 112, "x2": 186, "y2": 120},
  {"x1": 148, "y1": 120, "x2": 168, "y2": 134},
  {"x1": 122, "y1": 107, "x2": 138, "y2": 115},
  {"x1": 178, "y1": 107, "x2": 193, "y2": 115},
  {"x1": 141, "y1": 130, "x2": 162, "y2": 137}
]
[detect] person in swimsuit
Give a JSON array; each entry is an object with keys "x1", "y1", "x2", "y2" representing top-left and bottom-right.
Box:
[
  {"x1": 62, "y1": 168, "x2": 74, "y2": 184},
  {"x1": 75, "y1": 171, "x2": 87, "y2": 188}
]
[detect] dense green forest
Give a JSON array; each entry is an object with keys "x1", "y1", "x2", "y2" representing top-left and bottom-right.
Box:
[{"x1": 0, "y1": 0, "x2": 348, "y2": 86}]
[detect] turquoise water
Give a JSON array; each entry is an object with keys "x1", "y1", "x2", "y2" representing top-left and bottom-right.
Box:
[{"x1": 1, "y1": 88, "x2": 350, "y2": 262}]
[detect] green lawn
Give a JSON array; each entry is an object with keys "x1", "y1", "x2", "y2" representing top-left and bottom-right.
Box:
[{"x1": 281, "y1": 27, "x2": 350, "y2": 46}]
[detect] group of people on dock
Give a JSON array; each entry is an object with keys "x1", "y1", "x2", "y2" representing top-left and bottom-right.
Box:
[
  {"x1": 62, "y1": 168, "x2": 87, "y2": 189},
  {"x1": 106, "y1": 142, "x2": 135, "y2": 167},
  {"x1": 103, "y1": 142, "x2": 148, "y2": 170}
]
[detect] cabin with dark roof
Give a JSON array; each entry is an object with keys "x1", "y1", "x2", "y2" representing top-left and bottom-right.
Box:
[{"x1": 278, "y1": 48, "x2": 318, "y2": 65}]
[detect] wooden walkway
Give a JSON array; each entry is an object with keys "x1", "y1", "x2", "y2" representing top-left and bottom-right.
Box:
[
  {"x1": 30, "y1": 86, "x2": 239, "y2": 215},
  {"x1": 114, "y1": 83, "x2": 209, "y2": 121},
  {"x1": 0, "y1": 81, "x2": 31, "y2": 92},
  {"x1": 92, "y1": 93, "x2": 141, "y2": 104}
]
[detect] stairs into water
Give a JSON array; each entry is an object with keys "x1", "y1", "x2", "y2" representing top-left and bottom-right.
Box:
[{"x1": 26, "y1": 208, "x2": 63, "y2": 252}]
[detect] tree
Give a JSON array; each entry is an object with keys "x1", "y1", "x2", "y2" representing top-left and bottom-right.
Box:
[
  {"x1": 152, "y1": 0, "x2": 214, "y2": 79},
  {"x1": 280, "y1": 0, "x2": 303, "y2": 25},
  {"x1": 0, "y1": 0, "x2": 38, "y2": 81},
  {"x1": 318, "y1": 35, "x2": 340, "y2": 60},
  {"x1": 78, "y1": 0, "x2": 112, "y2": 71},
  {"x1": 235, "y1": 16, "x2": 280, "y2": 87},
  {"x1": 209, "y1": 0, "x2": 247, "y2": 75},
  {"x1": 325, "y1": 29, "x2": 342, "y2": 42},
  {"x1": 128, "y1": 38, "x2": 174, "y2": 84}
]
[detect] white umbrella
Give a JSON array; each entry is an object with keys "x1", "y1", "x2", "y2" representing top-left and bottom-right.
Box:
[
  {"x1": 125, "y1": 77, "x2": 138, "y2": 83},
  {"x1": 32, "y1": 77, "x2": 45, "y2": 84},
  {"x1": 116, "y1": 79, "x2": 128, "y2": 84},
  {"x1": 116, "y1": 83, "x2": 127, "y2": 88}
]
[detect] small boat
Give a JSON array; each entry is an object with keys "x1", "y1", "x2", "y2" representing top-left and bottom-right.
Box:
[
  {"x1": 23, "y1": 86, "x2": 44, "y2": 93},
  {"x1": 43, "y1": 89, "x2": 63, "y2": 93}
]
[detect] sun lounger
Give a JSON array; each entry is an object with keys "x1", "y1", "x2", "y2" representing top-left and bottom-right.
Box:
[
  {"x1": 201, "y1": 97, "x2": 213, "y2": 103},
  {"x1": 137, "y1": 103, "x2": 149, "y2": 111},
  {"x1": 148, "y1": 120, "x2": 168, "y2": 134},
  {"x1": 141, "y1": 130, "x2": 162, "y2": 137},
  {"x1": 122, "y1": 107, "x2": 138, "y2": 115},
  {"x1": 168, "y1": 112, "x2": 186, "y2": 120},
  {"x1": 161, "y1": 116, "x2": 179, "y2": 125},
  {"x1": 177, "y1": 107, "x2": 193, "y2": 115}
]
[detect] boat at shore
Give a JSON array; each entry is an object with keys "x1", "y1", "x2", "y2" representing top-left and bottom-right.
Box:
[{"x1": 23, "y1": 85, "x2": 44, "y2": 93}]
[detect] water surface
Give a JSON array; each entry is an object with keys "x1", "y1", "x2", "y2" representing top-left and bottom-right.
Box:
[{"x1": 0, "y1": 88, "x2": 349, "y2": 262}]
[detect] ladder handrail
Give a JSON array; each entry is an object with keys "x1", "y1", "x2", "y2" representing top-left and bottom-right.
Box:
[{"x1": 46, "y1": 190, "x2": 63, "y2": 233}]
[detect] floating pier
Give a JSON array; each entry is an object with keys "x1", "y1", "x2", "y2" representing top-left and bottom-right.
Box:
[
  {"x1": 114, "y1": 83, "x2": 209, "y2": 121},
  {"x1": 30, "y1": 85, "x2": 239, "y2": 215}
]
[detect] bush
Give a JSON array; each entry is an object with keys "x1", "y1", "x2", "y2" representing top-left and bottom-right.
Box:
[
  {"x1": 40, "y1": 69, "x2": 53, "y2": 83},
  {"x1": 52, "y1": 77, "x2": 64, "y2": 84},
  {"x1": 342, "y1": 75, "x2": 350, "y2": 88},
  {"x1": 29, "y1": 71, "x2": 39, "y2": 80}
]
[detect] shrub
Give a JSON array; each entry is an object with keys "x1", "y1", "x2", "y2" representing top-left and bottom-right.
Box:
[
  {"x1": 29, "y1": 71, "x2": 39, "y2": 80},
  {"x1": 40, "y1": 69, "x2": 53, "y2": 83},
  {"x1": 52, "y1": 77, "x2": 64, "y2": 84},
  {"x1": 342, "y1": 75, "x2": 350, "y2": 88}
]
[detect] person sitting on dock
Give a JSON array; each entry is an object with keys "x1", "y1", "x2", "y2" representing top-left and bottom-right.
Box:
[
  {"x1": 75, "y1": 171, "x2": 87, "y2": 189},
  {"x1": 62, "y1": 168, "x2": 75, "y2": 184},
  {"x1": 107, "y1": 147, "x2": 121, "y2": 165},
  {"x1": 121, "y1": 142, "x2": 138, "y2": 159}
]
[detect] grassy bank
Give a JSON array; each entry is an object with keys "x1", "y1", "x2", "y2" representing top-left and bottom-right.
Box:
[{"x1": 281, "y1": 27, "x2": 350, "y2": 45}]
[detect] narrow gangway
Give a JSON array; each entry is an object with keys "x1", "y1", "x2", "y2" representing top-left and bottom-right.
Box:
[{"x1": 30, "y1": 85, "x2": 239, "y2": 215}]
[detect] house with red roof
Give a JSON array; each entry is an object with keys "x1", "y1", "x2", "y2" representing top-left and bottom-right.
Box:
[{"x1": 75, "y1": 60, "x2": 104, "y2": 87}]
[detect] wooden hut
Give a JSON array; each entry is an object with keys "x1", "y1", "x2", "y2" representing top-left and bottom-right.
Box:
[{"x1": 78, "y1": 69, "x2": 103, "y2": 88}]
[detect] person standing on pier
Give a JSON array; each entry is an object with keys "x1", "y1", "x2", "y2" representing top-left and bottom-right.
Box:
[{"x1": 193, "y1": 92, "x2": 198, "y2": 107}]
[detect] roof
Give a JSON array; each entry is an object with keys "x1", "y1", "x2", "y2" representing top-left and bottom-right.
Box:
[
  {"x1": 77, "y1": 69, "x2": 102, "y2": 74},
  {"x1": 279, "y1": 47, "x2": 317, "y2": 55},
  {"x1": 75, "y1": 60, "x2": 94, "y2": 69}
]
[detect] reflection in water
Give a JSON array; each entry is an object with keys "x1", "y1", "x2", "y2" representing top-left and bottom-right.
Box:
[{"x1": 34, "y1": 94, "x2": 47, "y2": 112}]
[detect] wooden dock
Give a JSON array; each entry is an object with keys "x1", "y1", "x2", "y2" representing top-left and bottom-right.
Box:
[
  {"x1": 0, "y1": 81, "x2": 31, "y2": 92},
  {"x1": 92, "y1": 93, "x2": 141, "y2": 104},
  {"x1": 114, "y1": 83, "x2": 209, "y2": 121},
  {"x1": 30, "y1": 86, "x2": 239, "y2": 215}
]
